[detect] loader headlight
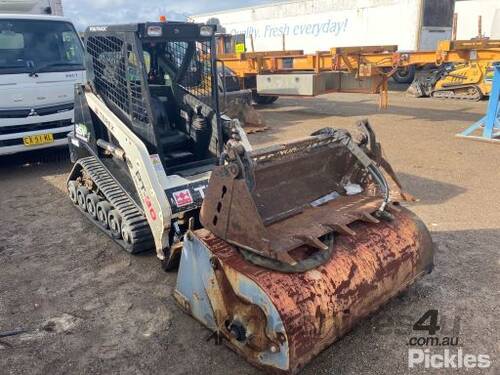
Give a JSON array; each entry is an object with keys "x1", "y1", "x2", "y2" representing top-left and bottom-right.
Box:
[
  {"x1": 200, "y1": 25, "x2": 214, "y2": 37},
  {"x1": 147, "y1": 26, "x2": 163, "y2": 37}
]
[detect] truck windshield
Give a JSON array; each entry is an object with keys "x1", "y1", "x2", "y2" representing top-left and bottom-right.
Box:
[{"x1": 0, "y1": 19, "x2": 84, "y2": 74}]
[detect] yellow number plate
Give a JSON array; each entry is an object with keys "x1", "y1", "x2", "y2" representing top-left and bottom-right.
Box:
[{"x1": 23, "y1": 133, "x2": 54, "y2": 147}]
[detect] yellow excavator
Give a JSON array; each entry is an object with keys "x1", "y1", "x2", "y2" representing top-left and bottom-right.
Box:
[{"x1": 408, "y1": 61, "x2": 497, "y2": 100}]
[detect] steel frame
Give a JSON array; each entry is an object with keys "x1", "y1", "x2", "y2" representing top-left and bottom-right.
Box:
[{"x1": 458, "y1": 64, "x2": 500, "y2": 143}]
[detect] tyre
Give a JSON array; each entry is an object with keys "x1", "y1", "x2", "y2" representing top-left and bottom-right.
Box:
[
  {"x1": 253, "y1": 92, "x2": 279, "y2": 105},
  {"x1": 392, "y1": 66, "x2": 416, "y2": 84},
  {"x1": 263, "y1": 96, "x2": 278, "y2": 104}
]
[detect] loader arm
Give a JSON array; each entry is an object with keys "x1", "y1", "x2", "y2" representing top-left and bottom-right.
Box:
[{"x1": 85, "y1": 91, "x2": 172, "y2": 259}]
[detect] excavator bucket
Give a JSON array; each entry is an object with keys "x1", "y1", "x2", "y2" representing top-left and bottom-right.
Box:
[
  {"x1": 175, "y1": 122, "x2": 434, "y2": 373},
  {"x1": 200, "y1": 122, "x2": 411, "y2": 268},
  {"x1": 219, "y1": 89, "x2": 268, "y2": 133}
]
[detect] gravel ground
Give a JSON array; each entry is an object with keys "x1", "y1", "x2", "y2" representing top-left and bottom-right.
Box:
[{"x1": 0, "y1": 90, "x2": 498, "y2": 375}]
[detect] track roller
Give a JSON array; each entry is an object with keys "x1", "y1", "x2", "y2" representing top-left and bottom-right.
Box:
[
  {"x1": 108, "y1": 209, "x2": 122, "y2": 239},
  {"x1": 86, "y1": 193, "x2": 100, "y2": 219},
  {"x1": 67, "y1": 157, "x2": 155, "y2": 255},
  {"x1": 67, "y1": 181, "x2": 78, "y2": 204},
  {"x1": 97, "y1": 201, "x2": 112, "y2": 229},
  {"x1": 121, "y1": 225, "x2": 133, "y2": 245},
  {"x1": 77, "y1": 186, "x2": 89, "y2": 211}
]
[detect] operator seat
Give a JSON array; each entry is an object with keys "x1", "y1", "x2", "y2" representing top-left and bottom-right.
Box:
[{"x1": 149, "y1": 88, "x2": 194, "y2": 166}]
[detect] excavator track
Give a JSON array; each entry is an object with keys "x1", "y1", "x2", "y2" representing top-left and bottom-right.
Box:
[
  {"x1": 67, "y1": 156, "x2": 154, "y2": 254},
  {"x1": 431, "y1": 85, "x2": 483, "y2": 101}
]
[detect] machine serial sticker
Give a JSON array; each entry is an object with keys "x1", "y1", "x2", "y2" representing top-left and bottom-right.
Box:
[{"x1": 172, "y1": 189, "x2": 194, "y2": 207}]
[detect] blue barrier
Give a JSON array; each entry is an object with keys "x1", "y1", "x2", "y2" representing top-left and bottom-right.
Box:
[{"x1": 458, "y1": 64, "x2": 500, "y2": 143}]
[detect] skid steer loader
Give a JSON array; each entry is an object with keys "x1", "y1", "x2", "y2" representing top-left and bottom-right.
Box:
[
  {"x1": 67, "y1": 21, "x2": 252, "y2": 269},
  {"x1": 67, "y1": 20, "x2": 433, "y2": 374}
]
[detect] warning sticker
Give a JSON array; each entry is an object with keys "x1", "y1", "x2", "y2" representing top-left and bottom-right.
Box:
[{"x1": 172, "y1": 189, "x2": 194, "y2": 207}]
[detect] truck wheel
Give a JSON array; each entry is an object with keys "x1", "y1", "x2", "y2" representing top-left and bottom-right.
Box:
[
  {"x1": 263, "y1": 96, "x2": 279, "y2": 104},
  {"x1": 253, "y1": 92, "x2": 279, "y2": 105},
  {"x1": 392, "y1": 66, "x2": 416, "y2": 84}
]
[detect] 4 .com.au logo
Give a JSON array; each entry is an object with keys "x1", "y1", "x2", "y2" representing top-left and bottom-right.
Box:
[{"x1": 407, "y1": 310, "x2": 492, "y2": 370}]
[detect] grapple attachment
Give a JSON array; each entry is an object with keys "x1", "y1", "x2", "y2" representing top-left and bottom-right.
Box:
[
  {"x1": 177, "y1": 121, "x2": 434, "y2": 373},
  {"x1": 201, "y1": 124, "x2": 404, "y2": 268}
]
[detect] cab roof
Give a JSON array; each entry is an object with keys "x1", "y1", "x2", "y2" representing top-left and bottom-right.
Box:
[{"x1": 0, "y1": 14, "x2": 72, "y2": 22}]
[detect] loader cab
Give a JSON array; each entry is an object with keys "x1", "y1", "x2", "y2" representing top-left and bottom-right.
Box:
[{"x1": 84, "y1": 22, "x2": 222, "y2": 176}]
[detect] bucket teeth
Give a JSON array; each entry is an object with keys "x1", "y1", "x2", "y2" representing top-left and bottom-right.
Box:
[
  {"x1": 360, "y1": 212, "x2": 380, "y2": 224},
  {"x1": 324, "y1": 223, "x2": 356, "y2": 237},
  {"x1": 294, "y1": 235, "x2": 329, "y2": 251},
  {"x1": 276, "y1": 251, "x2": 298, "y2": 266}
]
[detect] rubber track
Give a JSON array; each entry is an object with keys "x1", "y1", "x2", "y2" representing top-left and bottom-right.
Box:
[
  {"x1": 431, "y1": 86, "x2": 482, "y2": 101},
  {"x1": 73, "y1": 156, "x2": 154, "y2": 253}
]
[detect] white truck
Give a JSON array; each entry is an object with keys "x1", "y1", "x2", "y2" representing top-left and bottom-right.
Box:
[
  {"x1": 0, "y1": 0, "x2": 85, "y2": 155},
  {"x1": 190, "y1": 0, "x2": 456, "y2": 83}
]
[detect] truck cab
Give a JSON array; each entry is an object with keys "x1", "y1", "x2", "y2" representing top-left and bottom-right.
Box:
[{"x1": 0, "y1": 14, "x2": 85, "y2": 155}]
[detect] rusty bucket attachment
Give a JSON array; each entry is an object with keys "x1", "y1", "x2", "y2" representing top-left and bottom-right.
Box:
[
  {"x1": 175, "y1": 207, "x2": 434, "y2": 374},
  {"x1": 219, "y1": 89, "x2": 268, "y2": 133},
  {"x1": 201, "y1": 124, "x2": 405, "y2": 270}
]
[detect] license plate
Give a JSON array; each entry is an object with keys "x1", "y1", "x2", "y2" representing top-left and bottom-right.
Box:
[{"x1": 23, "y1": 133, "x2": 54, "y2": 147}]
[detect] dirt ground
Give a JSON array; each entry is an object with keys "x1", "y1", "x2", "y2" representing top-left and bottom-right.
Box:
[{"x1": 0, "y1": 90, "x2": 498, "y2": 375}]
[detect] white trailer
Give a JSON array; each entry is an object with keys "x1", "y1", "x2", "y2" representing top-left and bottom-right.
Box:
[
  {"x1": 492, "y1": 9, "x2": 500, "y2": 38},
  {"x1": 455, "y1": 0, "x2": 500, "y2": 39},
  {"x1": 0, "y1": 1, "x2": 85, "y2": 155},
  {"x1": 190, "y1": 0, "x2": 455, "y2": 53}
]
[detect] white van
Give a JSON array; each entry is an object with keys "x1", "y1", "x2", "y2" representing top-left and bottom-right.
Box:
[{"x1": 0, "y1": 14, "x2": 85, "y2": 155}]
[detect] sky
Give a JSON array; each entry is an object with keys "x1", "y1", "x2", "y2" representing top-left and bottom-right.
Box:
[{"x1": 63, "y1": 0, "x2": 275, "y2": 31}]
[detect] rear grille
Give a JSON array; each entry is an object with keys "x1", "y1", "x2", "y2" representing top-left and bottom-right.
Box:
[
  {"x1": 0, "y1": 103, "x2": 74, "y2": 119},
  {"x1": 0, "y1": 131, "x2": 69, "y2": 147},
  {"x1": 0, "y1": 119, "x2": 73, "y2": 136}
]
